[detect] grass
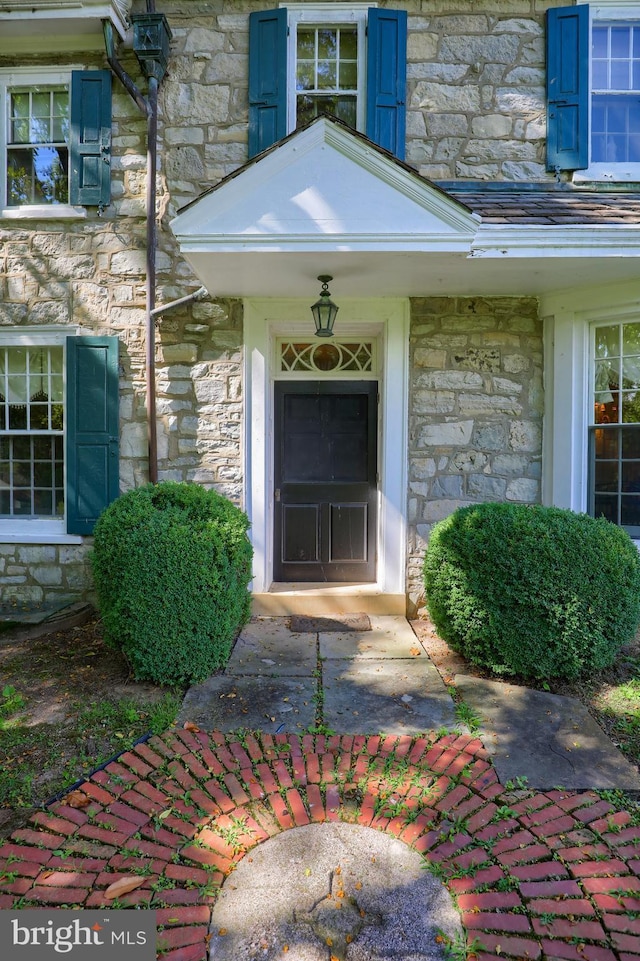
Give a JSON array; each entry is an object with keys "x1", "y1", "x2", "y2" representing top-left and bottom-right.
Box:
[
  {"x1": 597, "y1": 659, "x2": 640, "y2": 760},
  {"x1": 0, "y1": 691, "x2": 181, "y2": 812}
]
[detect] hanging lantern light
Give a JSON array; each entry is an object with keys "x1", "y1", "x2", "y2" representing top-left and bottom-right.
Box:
[{"x1": 310, "y1": 275, "x2": 339, "y2": 338}]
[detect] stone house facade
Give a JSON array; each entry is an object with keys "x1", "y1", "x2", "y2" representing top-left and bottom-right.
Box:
[{"x1": 0, "y1": 0, "x2": 638, "y2": 615}]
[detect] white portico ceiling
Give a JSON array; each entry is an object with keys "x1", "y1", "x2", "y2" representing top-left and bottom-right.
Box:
[{"x1": 170, "y1": 117, "x2": 640, "y2": 299}]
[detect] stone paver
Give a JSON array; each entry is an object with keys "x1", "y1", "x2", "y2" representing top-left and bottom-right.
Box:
[
  {"x1": 319, "y1": 615, "x2": 422, "y2": 659},
  {"x1": 178, "y1": 675, "x2": 317, "y2": 732},
  {"x1": 226, "y1": 620, "x2": 317, "y2": 675},
  {"x1": 456, "y1": 674, "x2": 640, "y2": 791},
  {"x1": 323, "y1": 658, "x2": 458, "y2": 735},
  {"x1": 2, "y1": 730, "x2": 640, "y2": 961}
]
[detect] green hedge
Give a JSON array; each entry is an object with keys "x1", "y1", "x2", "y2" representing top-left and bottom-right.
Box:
[
  {"x1": 91, "y1": 482, "x2": 253, "y2": 686},
  {"x1": 423, "y1": 503, "x2": 640, "y2": 680}
]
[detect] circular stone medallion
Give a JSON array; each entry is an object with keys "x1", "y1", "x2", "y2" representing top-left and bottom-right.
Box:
[{"x1": 209, "y1": 822, "x2": 461, "y2": 960}]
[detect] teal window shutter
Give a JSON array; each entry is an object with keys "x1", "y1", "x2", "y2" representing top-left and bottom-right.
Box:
[
  {"x1": 66, "y1": 337, "x2": 119, "y2": 535},
  {"x1": 366, "y1": 8, "x2": 407, "y2": 160},
  {"x1": 249, "y1": 9, "x2": 288, "y2": 158},
  {"x1": 69, "y1": 70, "x2": 112, "y2": 206},
  {"x1": 546, "y1": 5, "x2": 588, "y2": 171}
]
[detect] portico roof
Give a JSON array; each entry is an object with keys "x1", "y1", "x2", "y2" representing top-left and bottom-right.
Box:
[{"x1": 170, "y1": 117, "x2": 640, "y2": 299}]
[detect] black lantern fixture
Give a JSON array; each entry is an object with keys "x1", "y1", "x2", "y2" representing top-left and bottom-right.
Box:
[
  {"x1": 132, "y1": 13, "x2": 173, "y2": 82},
  {"x1": 311, "y1": 275, "x2": 339, "y2": 338}
]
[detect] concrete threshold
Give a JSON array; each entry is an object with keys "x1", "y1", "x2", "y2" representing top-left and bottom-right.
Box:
[{"x1": 252, "y1": 584, "x2": 406, "y2": 616}]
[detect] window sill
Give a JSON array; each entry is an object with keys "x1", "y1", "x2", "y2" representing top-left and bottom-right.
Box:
[
  {"x1": 573, "y1": 163, "x2": 640, "y2": 185},
  {"x1": 0, "y1": 205, "x2": 87, "y2": 221},
  {"x1": 0, "y1": 532, "x2": 84, "y2": 545}
]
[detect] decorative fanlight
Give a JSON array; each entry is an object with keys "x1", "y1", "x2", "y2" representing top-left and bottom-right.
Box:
[{"x1": 310, "y1": 275, "x2": 339, "y2": 338}]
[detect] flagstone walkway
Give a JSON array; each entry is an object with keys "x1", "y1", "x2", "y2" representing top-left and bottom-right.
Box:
[{"x1": 2, "y1": 728, "x2": 640, "y2": 960}]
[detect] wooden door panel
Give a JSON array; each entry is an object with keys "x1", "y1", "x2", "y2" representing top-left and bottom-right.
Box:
[
  {"x1": 282, "y1": 504, "x2": 320, "y2": 563},
  {"x1": 330, "y1": 503, "x2": 367, "y2": 562}
]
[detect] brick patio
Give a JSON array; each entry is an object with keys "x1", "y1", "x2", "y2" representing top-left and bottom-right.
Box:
[{"x1": 1, "y1": 728, "x2": 640, "y2": 960}]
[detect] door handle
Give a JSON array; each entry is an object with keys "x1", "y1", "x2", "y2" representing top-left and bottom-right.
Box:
[{"x1": 274, "y1": 488, "x2": 281, "y2": 502}]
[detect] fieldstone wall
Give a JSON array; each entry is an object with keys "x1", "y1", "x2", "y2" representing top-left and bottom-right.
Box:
[
  {"x1": 0, "y1": 0, "x2": 556, "y2": 604},
  {"x1": 406, "y1": 296, "x2": 544, "y2": 613},
  {"x1": 0, "y1": 544, "x2": 93, "y2": 608},
  {"x1": 158, "y1": 0, "x2": 557, "y2": 194}
]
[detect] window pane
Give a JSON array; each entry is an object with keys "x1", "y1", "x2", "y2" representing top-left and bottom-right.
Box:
[
  {"x1": 622, "y1": 427, "x2": 640, "y2": 457},
  {"x1": 593, "y1": 26, "x2": 609, "y2": 58},
  {"x1": 296, "y1": 62, "x2": 314, "y2": 91},
  {"x1": 297, "y1": 28, "x2": 315, "y2": 58},
  {"x1": 595, "y1": 325, "x2": 619, "y2": 359},
  {"x1": 31, "y1": 92, "x2": 52, "y2": 142},
  {"x1": 592, "y1": 60, "x2": 608, "y2": 89},
  {"x1": 623, "y1": 358, "x2": 640, "y2": 390},
  {"x1": 8, "y1": 405, "x2": 27, "y2": 429},
  {"x1": 611, "y1": 60, "x2": 631, "y2": 89},
  {"x1": 623, "y1": 323, "x2": 640, "y2": 354},
  {"x1": 622, "y1": 461, "x2": 640, "y2": 491},
  {"x1": 595, "y1": 426, "x2": 619, "y2": 457},
  {"x1": 594, "y1": 493, "x2": 618, "y2": 523},
  {"x1": 611, "y1": 26, "x2": 631, "y2": 59},
  {"x1": 317, "y1": 28, "x2": 337, "y2": 59},
  {"x1": 621, "y1": 494, "x2": 640, "y2": 526},
  {"x1": 595, "y1": 460, "x2": 618, "y2": 491},
  {"x1": 52, "y1": 91, "x2": 69, "y2": 142},
  {"x1": 317, "y1": 61, "x2": 337, "y2": 89},
  {"x1": 339, "y1": 61, "x2": 358, "y2": 90},
  {"x1": 340, "y1": 27, "x2": 357, "y2": 60}
]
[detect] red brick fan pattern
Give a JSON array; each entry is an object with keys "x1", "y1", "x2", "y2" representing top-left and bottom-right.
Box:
[{"x1": 1, "y1": 729, "x2": 640, "y2": 961}]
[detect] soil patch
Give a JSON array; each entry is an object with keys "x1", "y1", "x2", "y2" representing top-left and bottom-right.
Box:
[{"x1": 0, "y1": 613, "x2": 180, "y2": 839}]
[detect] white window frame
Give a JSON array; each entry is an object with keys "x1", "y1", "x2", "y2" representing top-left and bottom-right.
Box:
[
  {"x1": 588, "y1": 318, "x2": 640, "y2": 532},
  {"x1": 0, "y1": 66, "x2": 86, "y2": 220},
  {"x1": 244, "y1": 296, "x2": 408, "y2": 599},
  {"x1": 281, "y1": 3, "x2": 374, "y2": 136},
  {"x1": 0, "y1": 328, "x2": 81, "y2": 544},
  {"x1": 576, "y1": 2, "x2": 640, "y2": 182},
  {"x1": 542, "y1": 283, "x2": 640, "y2": 545}
]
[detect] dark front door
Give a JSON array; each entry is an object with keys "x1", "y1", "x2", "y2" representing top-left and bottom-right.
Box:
[{"x1": 274, "y1": 381, "x2": 378, "y2": 582}]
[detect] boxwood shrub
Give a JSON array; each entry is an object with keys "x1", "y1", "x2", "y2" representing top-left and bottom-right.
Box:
[
  {"x1": 91, "y1": 482, "x2": 253, "y2": 686},
  {"x1": 423, "y1": 503, "x2": 640, "y2": 680}
]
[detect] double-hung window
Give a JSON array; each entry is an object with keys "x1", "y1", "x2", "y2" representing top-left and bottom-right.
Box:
[
  {"x1": 0, "y1": 332, "x2": 120, "y2": 542},
  {"x1": 547, "y1": 4, "x2": 640, "y2": 179},
  {"x1": 0, "y1": 67, "x2": 112, "y2": 214},
  {"x1": 248, "y1": 4, "x2": 407, "y2": 160},
  {"x1": 1, "y1": 341, "x2": 64, "y2": 524},
  {"x1": 289, "y1": 6, "x2": 366, "y2": 132},
  {"x1": 589, "y1": 321, "x2": 640, "y2": 533}
]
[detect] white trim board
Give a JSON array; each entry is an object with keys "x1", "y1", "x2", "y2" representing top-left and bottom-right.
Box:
[{"x1": 243, "y1": 298, "x2": 409, "y2": 597}]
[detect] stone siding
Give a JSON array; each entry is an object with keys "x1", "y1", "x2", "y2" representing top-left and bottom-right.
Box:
[
  {"x1": 160, "y1": 0, "x2": 555, "y2": 193},
  {"x1": 0, "y1": 0, "x2": 554, "y2": 604},
  {"x1": 407, "y1": 296, "x2": 544, "y2": 612},
  {"x1": 0, "y1": 544, "x2": 92, "y2": 608}
]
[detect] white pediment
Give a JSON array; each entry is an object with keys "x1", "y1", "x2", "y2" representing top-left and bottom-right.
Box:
[{"x1": 171, "y1": 118, "x2": 478, "y2": 255}]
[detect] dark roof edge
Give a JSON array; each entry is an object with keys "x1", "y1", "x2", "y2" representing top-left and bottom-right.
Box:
[{"x1": 436, "y1": 179, "x2": 640, "y2": 195}]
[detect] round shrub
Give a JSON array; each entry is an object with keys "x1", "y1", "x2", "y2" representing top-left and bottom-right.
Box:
[
  {"x1": 423, "y1": 503, "x2": 640, "y2": 680},
  {"x1": 91, "y1": 482, "x2": 253, "y2": 686}
]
